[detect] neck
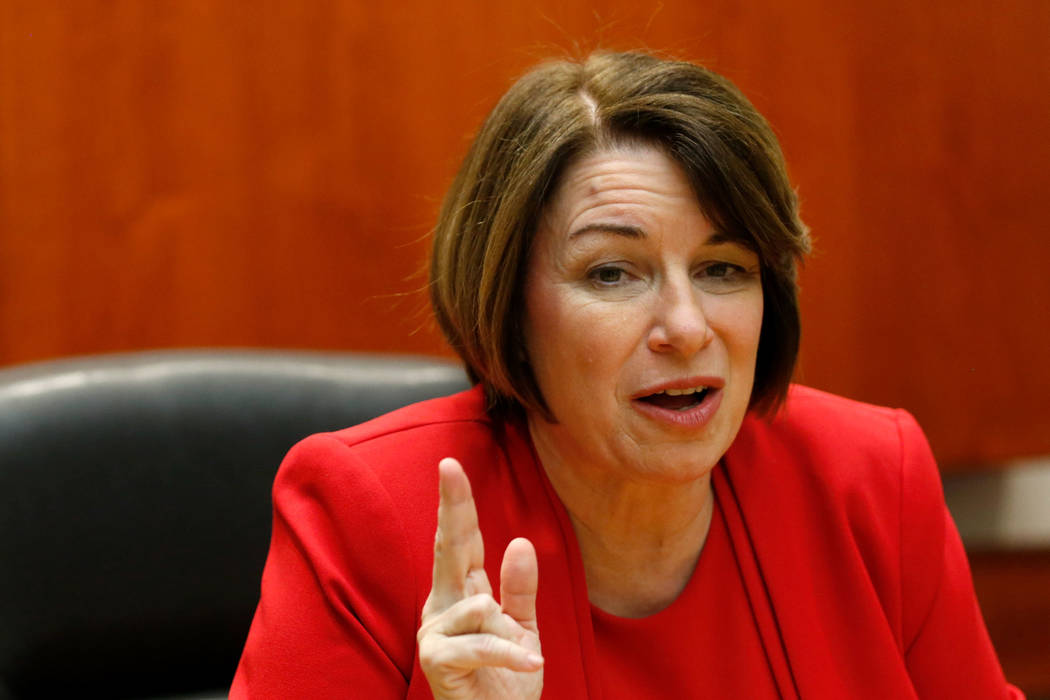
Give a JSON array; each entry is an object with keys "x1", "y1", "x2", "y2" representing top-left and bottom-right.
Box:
[{"x1": 528, "y1": 418, "x2": 716, "y2": 618}]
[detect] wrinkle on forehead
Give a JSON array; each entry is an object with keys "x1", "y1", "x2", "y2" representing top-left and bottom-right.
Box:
[
  {"x1": 572, "y1": 150, "x2": 688, "y2": 197},
  {"x1": 545, "y1": 145, "x2": 707, "y2": 238}
]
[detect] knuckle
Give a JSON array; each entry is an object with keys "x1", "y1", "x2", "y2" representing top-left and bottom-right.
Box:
[
  {"x1": 461, "y1": 594, "x2": 494, "y2": 626},
  {"x1": 417, "y1": 634, "x2": 452, "y2": 673},
  {"x1": 471, "y1": 593, "x2": 501, "y2": 616},
  {"x1": 477, "y1": 634, "x2": 510, "y2": 663},
  {"x1": 418, "y1": 645, "x2": 437, "y2": 670},
  {"x1": 435, "y1": 528, "x2": 474, "y2": 551}
]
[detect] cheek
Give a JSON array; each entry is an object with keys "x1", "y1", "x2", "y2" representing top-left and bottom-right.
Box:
[
  {"x1": 523, "y1": 281, "x2": 562, "y2": 364},
  {"x1": 711, "y1": 292, "x2": 763, "y2": 361},
  {"x1": 531, "y1": 295, "x2": 605, "y2": 366},
  {"x1": 733, "y1": 298, "x2": 764, "y2": 375},
  {"x1": 739, "y1": 305, "x2": 764, "y2": 356},
  {"x1": 525, "y1": 288, "x2": 637, "y2": 388}
]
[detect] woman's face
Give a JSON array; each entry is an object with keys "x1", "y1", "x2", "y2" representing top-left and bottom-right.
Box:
[{"x1": 523, "y1": 143, "x2": 763, "y2": 486}]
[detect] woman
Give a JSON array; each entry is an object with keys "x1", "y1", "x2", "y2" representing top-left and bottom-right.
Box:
[{"x1": 233, "y1": 52, "x2": 1020, "y2": 698}]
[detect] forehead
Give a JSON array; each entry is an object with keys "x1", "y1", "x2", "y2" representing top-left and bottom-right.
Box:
[
  {"x1": 549, "y1": 145, "x2": 695, "y2": 210},
  {"x1": 539, "y1": 144, "x2": 711, "y2": 239}
]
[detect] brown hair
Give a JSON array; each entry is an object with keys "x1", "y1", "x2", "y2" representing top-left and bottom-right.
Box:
[{"x1": 430, "y1": 51, "x2": 810, "y2": 417}]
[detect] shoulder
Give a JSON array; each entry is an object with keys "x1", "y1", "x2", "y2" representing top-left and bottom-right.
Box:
[
  {"x1": 726, "y1": 384, "x2": 945, "y2": 562},
  {"x1": 239, "y1": 390, "x2": 498, "y2": 691},
  {"x1": 746, "y1": 384, "x2": 912, "y2": 454},
  {"x1": 279, "y1": 384, "x2": 495, "y2": 477},
  {"x1": 725, "y1": 385, "x2": 947, "y2": 639},
  {"x1": 730, "y1": 384, "x2": 936, "y2": 493},
  {"x1": 263, "y1": 387, "x2": 503, "y2": 638},
  {"x1": 327, "y1": 383, "x2": 494, "y2": 449},
  {"x1": 728, "y1": 385, "x2": 943, "y2": 519},
  {"x1": 271, "y1": 385, "x2": 525, "y2": 564},
  {"x1": 274, "y1": 385, "x2": 501, "y2": 524},
  {"x1": 739, "y1": 385, "x2": 943, "y2": 525}
]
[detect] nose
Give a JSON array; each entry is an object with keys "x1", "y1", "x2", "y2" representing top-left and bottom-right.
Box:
[{"x1": 647, "y1": 277, "x2": 713, "y2": 356}]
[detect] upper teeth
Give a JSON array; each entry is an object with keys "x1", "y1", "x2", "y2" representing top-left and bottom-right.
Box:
[{"x1": 662, "y1": 386, "x2": 707, "y2": 396}]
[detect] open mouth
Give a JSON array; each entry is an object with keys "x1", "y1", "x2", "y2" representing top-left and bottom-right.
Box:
[{"x1": 636, "y1": 386, "x2": 712, "y2": 412}]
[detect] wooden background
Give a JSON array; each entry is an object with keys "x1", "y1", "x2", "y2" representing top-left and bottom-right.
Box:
[
  {"x1": 1, "y1": 1, "x2": 1048, "y2": 692},
  {"x1": 1, "y1": 1, "x2": 1047, "y2": 468}
]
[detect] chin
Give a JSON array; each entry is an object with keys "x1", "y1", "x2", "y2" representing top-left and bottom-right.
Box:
[{"x1": 636, "y1": 448, "x2": 723, "y2": 484}]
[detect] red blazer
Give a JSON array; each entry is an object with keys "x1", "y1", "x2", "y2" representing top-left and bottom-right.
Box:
[{"x1": 232, "y1": 384, "x2": 1021, "y2": 699}]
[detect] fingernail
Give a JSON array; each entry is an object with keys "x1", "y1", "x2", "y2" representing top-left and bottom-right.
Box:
[{"x1": 527, "y1": 652, "x2": 544, "y2": 667}]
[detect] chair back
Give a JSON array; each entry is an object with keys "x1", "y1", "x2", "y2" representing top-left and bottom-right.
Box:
[{"x1": 0, "y1": 350, "x2": 469, "y2": 699}]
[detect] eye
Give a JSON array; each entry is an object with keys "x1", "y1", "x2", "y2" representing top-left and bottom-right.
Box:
[
  {"x1": 588, "y1": 265, "x2": 627, "y2": 286},
  {"x1": 694, "y1": 261, "x2": 759, "y2": 293},
  {"x1": 698, "y1": 261, "x2": 745, "y2": 279},
  {"x1": 703, "y1": 262, "x2": 737, "y2": 278}
]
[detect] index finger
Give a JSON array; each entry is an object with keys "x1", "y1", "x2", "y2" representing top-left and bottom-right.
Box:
[{"x1": 426, "y1": 457, "x2": 488, "y2": 613}]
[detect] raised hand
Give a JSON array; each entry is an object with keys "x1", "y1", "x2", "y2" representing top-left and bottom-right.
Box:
[{"x1": 417, "y1": 457, "x2": 543, "y2": 700}]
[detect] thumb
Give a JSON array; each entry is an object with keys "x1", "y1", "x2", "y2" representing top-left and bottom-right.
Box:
[{"x1": 499, "y1": 537, "x2": 539, "y2": 633}]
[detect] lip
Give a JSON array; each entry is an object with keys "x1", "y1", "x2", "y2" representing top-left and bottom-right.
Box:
[
  {"x1": 630, "y1": 376, "x2": 725, "y2": 429},
  {"x1": 630, "y1": 375, "x2": 725, "y2": 399}
]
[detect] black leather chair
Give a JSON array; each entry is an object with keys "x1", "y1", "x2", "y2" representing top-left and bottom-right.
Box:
[{"x1": 0, "y1": 350, "x2": 469, "y2": 699}]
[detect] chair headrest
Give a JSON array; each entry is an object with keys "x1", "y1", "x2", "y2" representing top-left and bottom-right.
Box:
[{"x1": 0, "y1": 349, "x2": 469, "y2": 698}]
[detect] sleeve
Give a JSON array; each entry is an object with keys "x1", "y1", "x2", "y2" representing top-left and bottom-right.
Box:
[
  {"x1": 896, "y1": 411, "x2": 1025, "y2": 700},
  {"x1": 230, "y1": 433, "x2": 421, "y2": 699}
]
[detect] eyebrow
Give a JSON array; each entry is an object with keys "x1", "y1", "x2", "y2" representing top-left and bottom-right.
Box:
[
  {"x1": 568, "y1": 223, "x2": 644, "y2": 239},
  {"x1": 568, "y1": 222, "x2": 734, "y2": 246}
]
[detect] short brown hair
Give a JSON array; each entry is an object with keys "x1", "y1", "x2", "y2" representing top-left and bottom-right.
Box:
[{"x1": 430, "y1": 51, "x2": 810, "y2": 417}]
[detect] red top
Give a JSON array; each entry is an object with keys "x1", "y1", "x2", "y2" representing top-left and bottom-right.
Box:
[
  {"x1": 231, "y1": 384, "x2": 1022, "y2": 699},
  {"x1": 592, "y1": 495, "x2": 780, "y2": 699}
]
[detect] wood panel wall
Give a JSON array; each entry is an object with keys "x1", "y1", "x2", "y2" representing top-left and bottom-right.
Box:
[
  {"x1": 2, "y1": 2, "x2": 1049, "y2": 693},
  {"x1": 1, "y1": 0, "x2": 1047, "y2": 469}
]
